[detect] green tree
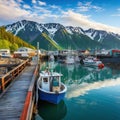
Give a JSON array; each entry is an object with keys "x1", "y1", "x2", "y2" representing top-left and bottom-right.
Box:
[
  {"x1": 10, "y1": 43, "x2": 18, "y2": 51},
  {"x1": 0, "y1": 39, "x2": 10, "y2": 49},
  {"x1": 0, "y1": 27, "x2": 35, "y2": 51}
]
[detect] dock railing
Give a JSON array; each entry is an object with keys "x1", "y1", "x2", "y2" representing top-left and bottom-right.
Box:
[
  {"x1": 0, "y1": 58, "x2": 31, "y2": 93},
  {"x1": 20, "y1": 64, "x2": 39, "y2": 120}
]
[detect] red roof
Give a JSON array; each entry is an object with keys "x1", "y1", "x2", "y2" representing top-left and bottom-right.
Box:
[{"x1": 112, "y1": 49, "x2": 120, "y2": 53}]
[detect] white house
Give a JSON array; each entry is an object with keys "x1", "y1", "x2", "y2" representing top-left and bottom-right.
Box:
[
  {"x1": 0, "y1": 49, "x2": 11, "y2": 58},
  {"x1": 14, "y1": 47, "x2": 36, "y2": 58}
]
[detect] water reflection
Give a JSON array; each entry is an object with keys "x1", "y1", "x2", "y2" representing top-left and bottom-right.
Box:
[
  {"x1": 42, "y1": 62, "x2": 120, "y2": 97},
  {"x1": 40, "y1": 62, "x2": 120, "y2": 97},
  {"x1": 62, "y1": 64, "x2": 120, "y2": 84},
  {"x1": 67, "y1": 77, "x2": 120, "y2": 98},
  {"x1": 37, "y1": 100, "x2": 67, "y2": 120},
  {"x1": 39, "y1": 62, "x2": 120, "y2": 120}
]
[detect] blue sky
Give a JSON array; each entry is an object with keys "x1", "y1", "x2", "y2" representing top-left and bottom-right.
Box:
[{"x1": 0, "y1": 0, "x2": 120, "y2": 33}]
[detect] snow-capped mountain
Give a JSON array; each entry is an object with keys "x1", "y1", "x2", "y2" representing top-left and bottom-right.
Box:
[
  {"x1": 6, "y1": 20, "x2": 63, "y2": 36},
  {"x1": 4, "y1": 20, "x2": 120, "y2": 50},
  {"x1": 84, "y1": 29, "x2": 108, "y2": 42}
]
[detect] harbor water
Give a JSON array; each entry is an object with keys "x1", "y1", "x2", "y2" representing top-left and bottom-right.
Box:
[{"x1": 35, "y1": 61, "x2": 120, "y2": 120}]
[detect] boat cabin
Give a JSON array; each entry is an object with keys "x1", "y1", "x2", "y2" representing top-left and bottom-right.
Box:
[
  {"x1": 42, "y1": 77, "x2": 50, "y2": 91},
  {"x1": 40, "y1": 72, "x2": 61, "y2": 92},
  {"x1": 52, "y1": 76, "x2": 60, "y2": 92}
]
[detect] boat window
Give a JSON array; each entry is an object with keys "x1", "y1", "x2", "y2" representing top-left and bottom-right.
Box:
[
  {"x1": 52, "y1": 77, "x2": 59, "y2": 86},
  {"x1": 43, "y1": 78, "x2": 48, "y2": 83}
]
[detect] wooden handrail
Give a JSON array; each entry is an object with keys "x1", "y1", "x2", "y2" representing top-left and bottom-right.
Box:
[
  {"x1": 0, "y1": 59, "x2": 30, "y2": 92},
  {"x1": 20, "y1": 65, "x2": 39, "y2": 120}
]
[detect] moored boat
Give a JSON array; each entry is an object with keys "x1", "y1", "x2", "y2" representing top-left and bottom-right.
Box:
[
  {"x1": 74, "y1": 55, "x2": 80, "y2": 63},
  {"x1": 82, "y1": 56, "x2": 104, "y2": 69},
  {"x1": 49, "y1": 54, "x2": 55, "y2": 62},
  {"x1": 37, "y1": 68, "x2": 67, "y2": 104},
  {"x1": 64, "y1": 55, "x2": 75, "y2": 64}
]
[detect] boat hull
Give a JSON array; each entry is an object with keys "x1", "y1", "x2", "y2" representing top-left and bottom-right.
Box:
[{"x1": 38, "y1": 89, "x2": 66, "y2": 104}]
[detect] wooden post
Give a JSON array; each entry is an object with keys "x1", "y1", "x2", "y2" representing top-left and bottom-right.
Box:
[
  {"x1": 1, "y1": 77, "x2": 5, "y2": 91},
  {"x1": 12, "y1": 71, "x2": 15, "y2": 80}
]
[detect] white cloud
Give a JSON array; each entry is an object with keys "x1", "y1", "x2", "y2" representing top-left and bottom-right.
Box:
[
  {"x1": 60, "y1": 10, "x2": 120, "y2": 34},
  {"x1": 32, "y1": 0, "x2": 36, "y2": 4},
  {"x1": 112, "y1": 8, "x2": 120, "y2": 16},
  {"x1": 0, "y1": 0, "x2": 30, "y2": 24},
  {"x1": 117, "y1": 8, "x2": 120, "y2": 11},
  {"x1": 17, "y1": 0, "x2": 23, "y2": 3},
  {"x1": 0, "y1": 0, "x2": 120, "y2": 35},
  {"x1": 77, "y1": 2, "x2": 90, "y2": 12},
  {"x1": 112, "y1": 14, "x2": 120, "y2": 17},
  {"x1": 33, "y1": 5, "x2": 51, "y2": 14},
  {"x1": 23, "y1": 4, "x2": 31, "y2": 9},
  {"x1": 50, "y1": 5, "x2": 59, "y2": 9},
  {"x1": 38, "y1": 1, "x2": 46, "y2": 6},
  {"x1": 77, "y1": 1, "x2": 103, "y2": 12}
]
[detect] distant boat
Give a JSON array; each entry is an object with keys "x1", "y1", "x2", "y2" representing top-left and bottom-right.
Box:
[
  {"x1": 74, "y1": 55, "x2": 80, "y2": 63},
  {"x1": 82, "y1": 56, "x2": 104, "y2": 69},
  {"x1": 49, "y1": 54, "x2": 55, "y2": 62},
  {"x1": 65, "y1": 55, "x2": 75, "y2": 64},
  {"x1": 37, "y1": 68, "x2": 67, "y2": 104}
]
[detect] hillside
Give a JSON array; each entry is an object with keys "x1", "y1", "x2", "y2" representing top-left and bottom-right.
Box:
[{"x1": 0, "y1": 27, "x2": 35, "y2": 51}]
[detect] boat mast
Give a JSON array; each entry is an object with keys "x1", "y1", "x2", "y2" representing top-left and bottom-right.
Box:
[{"x1": 37, "y1": 42, "x2": 40, "y2": 64}]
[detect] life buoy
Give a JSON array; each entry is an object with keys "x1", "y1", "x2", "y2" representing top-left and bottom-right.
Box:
[{"x1": 98, "y1": 63, "x2": 104, "y2": 69}]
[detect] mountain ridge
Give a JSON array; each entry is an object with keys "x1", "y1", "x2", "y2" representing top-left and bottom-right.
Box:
[{"x1": 4, "y1": 20, "x2": 120, "y2": 50}]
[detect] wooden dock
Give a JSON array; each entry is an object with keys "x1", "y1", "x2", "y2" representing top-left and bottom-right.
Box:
[{"x1": 0, "y1": 58, "x2": 38, "y2": 120}]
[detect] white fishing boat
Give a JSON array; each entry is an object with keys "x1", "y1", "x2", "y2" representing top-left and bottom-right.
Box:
[
  {"x1": 83, "y1": 56, "x2": 104, "y2": 69},
  {"x1": 37, "y1": 68, "x2": 67, "y2": 104},
  {"x1": 64, "y1": 55, "x2": 75, "y2": 64}
]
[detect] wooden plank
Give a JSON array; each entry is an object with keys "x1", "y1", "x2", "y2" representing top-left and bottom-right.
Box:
[
  {"x1": 0, "y1": 60, "x2": 37, "y2": 120},
  {"x1": 20, "y1": 65, "x2": 38, "y2": 120}
]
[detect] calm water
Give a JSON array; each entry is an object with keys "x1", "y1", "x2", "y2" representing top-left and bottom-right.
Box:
[{"x1": 35, "y1": 61, "x2": 120, "y2": 120}]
